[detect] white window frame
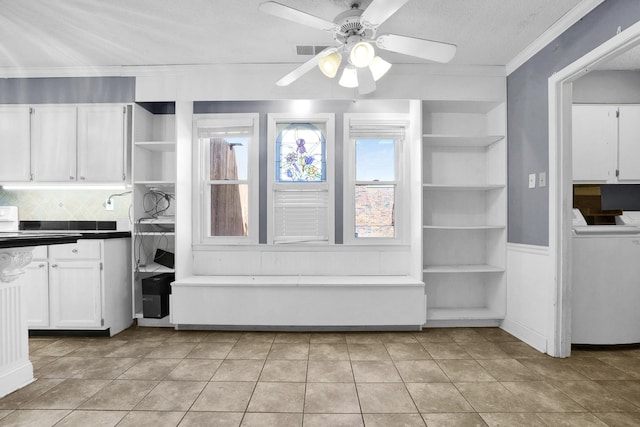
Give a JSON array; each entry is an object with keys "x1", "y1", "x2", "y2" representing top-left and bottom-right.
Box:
[
  {"x1": 343, "y1": 113, "x2": 410, "y2": 245},
  {"x1": 192, "y1": 113, "x2": 259, "y2": 245},
  {"x1": 266, "y1": 113, "x2": 335, "y2": 245}
]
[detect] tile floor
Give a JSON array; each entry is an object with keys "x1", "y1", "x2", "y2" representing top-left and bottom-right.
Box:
[{"x1": 1, "y1": 326, "x2": 640, "y2": 426}]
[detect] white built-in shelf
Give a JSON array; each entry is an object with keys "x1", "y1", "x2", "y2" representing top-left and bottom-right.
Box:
[
  {"x1": 134, "y1": 231, "x2": 176, "y2": 236},
  {"x1": 422, "y1": 184, "x2": 505, "y2": 191},
  {"x1": 137, "y1": 262, "x2": 175, "y2": 274},
  {"x1": 422, "y1": 100, "x2": 503, "y2": 114},
  {"x1": 427, "y1": 307, "x2": 503, "y2": 321},
  {"x1": 422, "y1": 134, "x2": 504, "y2": 147},
  {"x1": 423, "y1": 264, "x2": 505, "y2": 273},
  {"x1": 138, "y1": 217, "x2": 175, "y2": 224},
  {"x1": 134, "y1": 180, "x2": 176, "y2": 188},
  {"x1": 423, "y1": 225, "x2": 505, "y2": 230},
  {"x1": 134, "y1": 141, "x2": 176, "y2": 152},
  {"x1": 135, "y1": 312, "x2": 173, "y2": 327},
  {"x1": 421, "y1": 98, "x2": 506, "y2": 326}
]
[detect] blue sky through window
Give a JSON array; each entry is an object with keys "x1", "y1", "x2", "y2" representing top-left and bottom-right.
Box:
[
  {"x1": 356, "y1": 139, "x2": 395, "y2": 181},
  {"x1": 225, "y1": 137, "x2": 248, "y2": 180}
]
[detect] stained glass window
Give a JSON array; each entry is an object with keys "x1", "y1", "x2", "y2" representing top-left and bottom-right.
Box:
[{"x1": 275, "y1": 122, "x2": 326, "y2": 182}]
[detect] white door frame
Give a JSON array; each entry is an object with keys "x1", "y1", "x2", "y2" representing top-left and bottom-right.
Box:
[{"x1": 548, "y1": 21, "x2": 640, "y2": 357}]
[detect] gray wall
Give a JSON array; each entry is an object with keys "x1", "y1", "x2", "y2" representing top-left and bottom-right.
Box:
[
  {"x1": 573, "y1": 70, "x2": 640, "y2": 103},
  {"x1": 0, "y1": 77, "x2": 135, "y2": 103},
  {"x1": 194, "y1": 100, "x2": 410, "y2": 244},
  {"x1": 507, "y1": 0, "x2": 640, "y2": 245}
]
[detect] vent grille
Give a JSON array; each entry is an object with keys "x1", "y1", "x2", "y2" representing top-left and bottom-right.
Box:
[{"x1": 296, "y1": 45, "x2": 330, "y2": 56}]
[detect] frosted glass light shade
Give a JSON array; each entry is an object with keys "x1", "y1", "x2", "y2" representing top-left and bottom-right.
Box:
[
  {"x1": 318, "y1": 52, "x2": 342, "y2": 78},
  {"x1": 369, "y1": 56, "x2": 392, "y2": 81},
  {"x1": 349, "y1": 41, "x2": 375, "y2": 68},
  {"x1": 338, "y1": 67, "x2": 358, "y2": 88}
]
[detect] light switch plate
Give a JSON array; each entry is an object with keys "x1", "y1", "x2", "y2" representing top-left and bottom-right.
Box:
[
  {"x1": 528, "y1": 173, "x2": 536, "y2": 189},
  {"x1": 539, "y1": 172, "x2": 547, "y2": 187}
]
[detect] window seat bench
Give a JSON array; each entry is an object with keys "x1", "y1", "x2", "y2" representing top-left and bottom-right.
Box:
[{"x1": 170, "y1": 275, "x2": 426, "y2": 329}]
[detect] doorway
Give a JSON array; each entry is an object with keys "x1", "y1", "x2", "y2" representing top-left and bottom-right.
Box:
[{"x1": 549, "y1": 21, "x2": 640, "y2": 357}]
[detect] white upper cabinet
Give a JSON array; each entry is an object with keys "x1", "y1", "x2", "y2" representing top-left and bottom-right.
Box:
[
  {"x1": 572, "y1": 104, "x2": 640, "y2": 183},
  {"x1": 572, "y1": 105, "x2": 618, "y2": 182},
  {"x1": 3, "y1": 103, "x2": 129, "y2": 184},
  {"x1": 78, "y1": 105, "x2": 126, "y2": 182},
  {"x1": 31, "y1": 105, "x2": 78, "y2": 182},
  {"x1": 0, "y1": 106, "x2": 31, "y2": 181},
  {"x1": 618, "y1": 105, "x2": 640, "y2": 181}
]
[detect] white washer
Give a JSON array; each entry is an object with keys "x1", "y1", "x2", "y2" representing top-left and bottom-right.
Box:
[{"x1": 572, "y1": 226, "x2": 640, "y2": 345}]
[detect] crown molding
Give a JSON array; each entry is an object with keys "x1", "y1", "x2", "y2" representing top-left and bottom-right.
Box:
[
  {"x1": 506, "y1": 0, "x2": 605, "y2": 75},
  {"x1": 0, "y1": 62, "x2": 506, "y2": 79}
]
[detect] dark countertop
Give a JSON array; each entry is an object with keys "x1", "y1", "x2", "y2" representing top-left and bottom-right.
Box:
[
  {"x1": 17, "y1": 220, "x2": 132, "y2": 240},
  {"x1": 0, "y1": 233, "x2": 82, "y2": 249}
]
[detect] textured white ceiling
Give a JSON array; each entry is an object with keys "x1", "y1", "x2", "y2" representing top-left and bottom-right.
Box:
[{"x1": 0, "y1": 0, "x2": 585, "y2": 70}]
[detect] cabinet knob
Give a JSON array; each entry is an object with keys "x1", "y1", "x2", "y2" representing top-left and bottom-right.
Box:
[
  {"x1": 71, "y1": 249, "x2": 78, "y2": 253},
  {"x1": 69, "y1": 176, "x2": 75, "y2": 180},
  {"x1": 51, "y1": 264, "x2": 58, "y2": 268},
  {"x1": 80, "y1": 176, "x2": 85, "y2": 180},
  {"x1": 38, "y1": 263, "x2": 45, "y2": 268}
]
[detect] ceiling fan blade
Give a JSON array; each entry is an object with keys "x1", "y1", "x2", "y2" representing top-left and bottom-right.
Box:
[
  {"x1": 360, "y1": 0, "x2": 410, "y2": 28},
  {"x1": 276, "y1": 47, "x2": 337, "y2": 86},
  {"x1": 356, "y1": 67, "x2": 376, "y2": 95},
  {"x1": 376, "y1": 34, "x2": 456, "y2": 63},
  {"x1": 259, "y1": 1, "x2": 336, "y2": 31}
]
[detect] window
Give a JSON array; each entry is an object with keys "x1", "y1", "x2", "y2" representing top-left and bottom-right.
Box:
[
  {"x1": 193, "y1": 114, "x2": 259, "y2": 244},
  {"x1": 267, "y1": 114, "x2": 335, "y2": 244},
  {"x1": 344, "y1": 114, "x2": 408, "y2": 244}
]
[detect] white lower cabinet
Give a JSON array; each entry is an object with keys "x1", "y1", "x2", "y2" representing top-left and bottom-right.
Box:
[
  {"x1": 19, "y1": 239, "x2": 132, "y2": 336},
  {"x1": 49, "y1": 260, "x2": 102, "y2": 329},
  {"x1": 20, "y1": 247, "x2": 49, "y2": 328}
]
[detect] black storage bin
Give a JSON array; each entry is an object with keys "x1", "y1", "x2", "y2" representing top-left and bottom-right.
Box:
[{"x1": 142, "y1": 273, "x2": 174, "y2": 318}]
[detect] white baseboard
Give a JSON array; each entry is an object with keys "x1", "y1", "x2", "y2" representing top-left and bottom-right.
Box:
[
  {"x1": 501, "y1": 318, "x2": 547, "y2": 353},
  {"x1": 0, "y1": 361, "x2": 34, "y2": 398}
]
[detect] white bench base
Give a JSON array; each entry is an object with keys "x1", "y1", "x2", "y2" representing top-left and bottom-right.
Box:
[{"x1": 170, "y1": 275, "x2": 426, "y2": 328}]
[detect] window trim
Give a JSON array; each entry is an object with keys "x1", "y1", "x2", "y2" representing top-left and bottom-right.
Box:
[
  {"x1": 192, "y1": 113, "x2": 259, "y2": 245},
  {"x1": 266, "y1": 113, "x2": 335, "y2": 245},
  {"x1": 343, "y1": 113, "x2": 410, "y2": 245}
]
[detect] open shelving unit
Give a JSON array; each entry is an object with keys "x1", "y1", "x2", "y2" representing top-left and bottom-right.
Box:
[
  {"x1": 132, "y1": 102, "x2": 176, "y2": 327},
  {"x1": 422, "y1": 100, "x2": 506, "y2": 326}
]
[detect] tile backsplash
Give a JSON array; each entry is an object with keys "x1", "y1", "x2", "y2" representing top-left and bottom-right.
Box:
[{"x1": 0, "y1": 189, "x2": 131, "y2": 226}]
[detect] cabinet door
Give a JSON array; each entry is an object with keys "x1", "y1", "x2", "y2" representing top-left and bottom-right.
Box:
[
  {"x1": 618, "y1": 105, "x2": 640, "y2": 181},
  {"x1": 15, "y1": 261, "x2": 50, "y2": 328},
  {"x1": 49, "y1": 261, "x2": 102, "y2": 329},
  {"x1": 77, "y1": 105, "x2": 126, "y2": 182},
  {"x1": 49, "y1": 240, "x2": 101, "y2": 260},
  {"x1": 572, "y1": 105, "x2": 618, "y2": 182},
  {"x1": 31, "y1": 106, "x2": 77, "y2": 182},
  {"x1": 0, "y1": 106, "x2": 31, "y2": 181}
]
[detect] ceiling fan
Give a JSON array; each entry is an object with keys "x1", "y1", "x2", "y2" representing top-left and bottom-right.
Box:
[{"x1": 259, "y1": 0, "x2": 457, "y2": 94}]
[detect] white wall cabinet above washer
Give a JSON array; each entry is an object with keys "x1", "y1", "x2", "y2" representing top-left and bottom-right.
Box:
[{"x1": 573, "y1": 104, "x2": 640, "y2": 183}]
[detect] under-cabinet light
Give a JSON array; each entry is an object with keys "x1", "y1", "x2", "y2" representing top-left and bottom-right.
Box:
[{"x1": 2, "y1": 184, "x2": 129, "y2": 191}]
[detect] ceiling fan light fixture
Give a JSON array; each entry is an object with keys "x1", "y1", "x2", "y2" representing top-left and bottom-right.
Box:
[
  {"x1": 338, "y1": 67, "x2": 358, "y2": 88},
  {"x1": 318, "y1": 51, "x2": 342, "y2": 78},
  {"x1": 349, "y1": 41, "x2": 375, "y2": 67},
  {"x1": 369, "y1": 56, "x2": 391, "y2": 81}
]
